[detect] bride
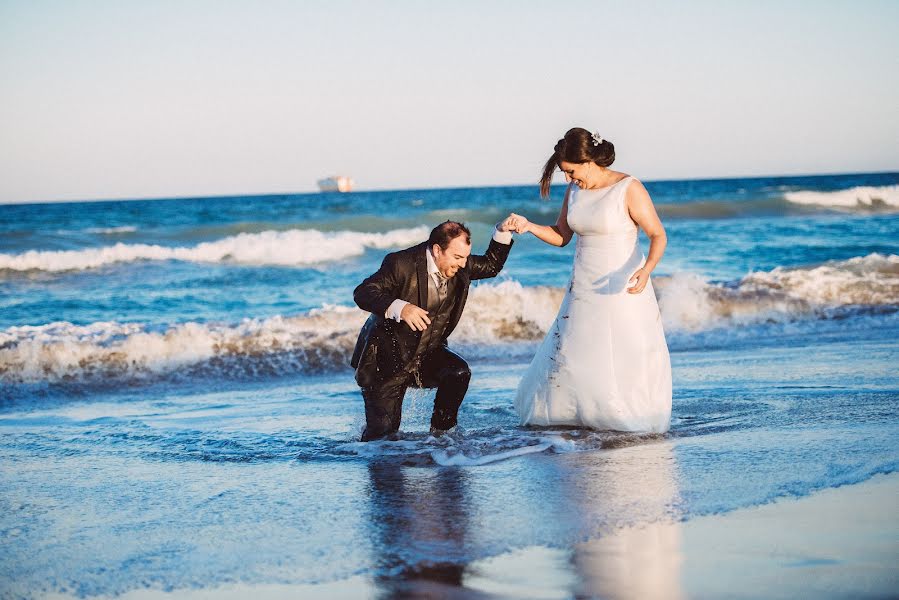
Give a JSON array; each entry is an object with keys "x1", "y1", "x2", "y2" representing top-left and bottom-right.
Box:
[{"x1": 506, "y1": 127, "x2": 672, "y2": 433}]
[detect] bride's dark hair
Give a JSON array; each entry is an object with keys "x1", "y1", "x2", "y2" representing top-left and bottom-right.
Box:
[{"x1": 539, "y1": 127, "x2": 615, "y2": 198}]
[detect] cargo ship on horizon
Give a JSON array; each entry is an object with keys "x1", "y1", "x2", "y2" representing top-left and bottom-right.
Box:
[{"x1": 317, "y1": 175, "x2": 354, "y2": 193}]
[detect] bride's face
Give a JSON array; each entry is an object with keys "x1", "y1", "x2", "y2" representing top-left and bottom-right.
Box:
[{"x1": 558, "y1": 161, "x2": 595, "y2": 189}]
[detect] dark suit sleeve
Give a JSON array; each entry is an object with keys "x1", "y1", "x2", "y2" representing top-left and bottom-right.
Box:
[
  {"x1": 354, "y1": 252, "x2": 402, "y2": 317},
  {"x1": 467, "y1": 238, "x2": 513, "y2": 281}
]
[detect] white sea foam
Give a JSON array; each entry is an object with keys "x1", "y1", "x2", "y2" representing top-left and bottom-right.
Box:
[
  {"x1": 2, "y1": 255, "x2": 896, "y2": 386},
  {"x1": 784, "y1": 185, "x2": 899, "y2": 211},
  {"x1": 455, "y1": 279, "x2": 563, "y2": 343},
  {"x1": 0, "y1": 307, "x2": 368, "y2": 385},
  {"x1": 339, "y1": 429, "x2": 562, "y2": 465},
  {"x1": 741, "y1": 253, "x2": 899, "y2": 305},
  {"x1": 339, "y1": 428, "x2": 648, "y2": 465},
  {"x1": 85, "y1": 226, "x2": 138, "y2": 234},
  {"x1": 658, "y1": 253, "x2": 899, "y2": 332},
  {"x1": 431, "y1": 441, "x2": 553, "y2": 466},
  {"x1": 0, "y1": 226, "x2": 429, "y2": 272}
]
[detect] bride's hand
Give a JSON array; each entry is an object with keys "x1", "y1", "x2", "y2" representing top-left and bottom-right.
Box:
[
  {"x1": 627, "y1": 268, "x2": 650, "y2": 294},
  {"x1": 504, "y1": 213, "x2": 530, "y2": 234}
]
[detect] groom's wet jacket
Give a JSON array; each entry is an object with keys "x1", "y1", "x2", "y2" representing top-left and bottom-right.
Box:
[
  {"x1": 351, "y1": 238, "x2": 512, "y2": 386},
  {"x1": 351, "y1": 237, "x2": 512, "y2": 439}
]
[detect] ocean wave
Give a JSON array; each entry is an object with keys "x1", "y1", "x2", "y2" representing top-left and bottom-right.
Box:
[
  {"x1": 783, "y1": 185, "x2": 899, "y2": 211},
  {"x1": 653, "y1": 185, "x2": 899, "y2": 218},
  {"x1": 463, "y1": 254, "x2": 899, "y2": 341},
  {"x1": 0, "y1": 307, "x2": 367, "y2": 386},
  {"x1": 1, "y1": 254, "x2": 896, "y2": 387},
  {"x1": 657, "y1": 253, "x2": 899, "y2": 332},
  {"x1": 654, "y1": 198, "x2": 786, "y2": 219},
  {"x1": 0, "y1": 226, "x2": 429, "y2": 273},
  {"x1": 85, "y1": 226, "x2": 138, "y2": 234},
  {"x1": 53, "y1": 225, "x2": 139, "y2": 236}
]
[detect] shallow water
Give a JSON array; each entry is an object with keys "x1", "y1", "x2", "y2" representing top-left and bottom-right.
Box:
[{"x1": 2, "y1": 321, "x2": 897, "y2": 598}]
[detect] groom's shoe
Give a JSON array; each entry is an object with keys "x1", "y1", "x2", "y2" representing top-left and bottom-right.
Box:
[
  {"x1": 361, "y1": 426, "x2": 392, "y2": 442},
  {"x1": 430, "y1": 406, "x2": 460, "y2": 434},
  {"x1": 360, "y1": 428, "x2": 381, "y2": 442},
  {"x1": 362, "y1": 425, "x2": 403, "y2": 442},
  {"x1": 429, "y1": 425, "x2": 459, "y2": 438}
]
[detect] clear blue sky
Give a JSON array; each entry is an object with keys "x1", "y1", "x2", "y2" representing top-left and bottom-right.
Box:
[{"x1": 1, "y1": 0, "x2": 897, "y2": 203}]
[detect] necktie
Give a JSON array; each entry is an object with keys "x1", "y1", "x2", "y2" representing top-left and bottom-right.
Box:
[{"x1": 433, "y1": 272, "x2": 448, "y2": 302}]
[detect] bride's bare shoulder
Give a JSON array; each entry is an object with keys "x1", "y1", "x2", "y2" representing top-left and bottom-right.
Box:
[{"x1": 624, "y1": 177, "x2": 656, "y2": 207}]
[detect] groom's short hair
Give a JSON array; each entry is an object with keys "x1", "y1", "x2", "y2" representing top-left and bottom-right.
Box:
[{"x1": 429, "y1": 221, "x2": 471, "y2": 250}]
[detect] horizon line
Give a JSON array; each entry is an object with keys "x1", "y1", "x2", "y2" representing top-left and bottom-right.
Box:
[{"x1": 2, "y1": 168, "x2": 897, "y2": 207}]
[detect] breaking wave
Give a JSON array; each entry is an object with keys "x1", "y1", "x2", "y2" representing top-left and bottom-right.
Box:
[
  {"x1": 0, "y1": 226, "x2": 429, "y2": 273},
  {"x1": 784, "y1": 185, "x2": 899, "y2": 211},
  {"x1": 1, "y1": 254, "x2": 896, "y2": 387},
  {"x1": 0, "y1": 307, "x2": 367, "y2": 387},
  {"x1": 657, "y1": 253, "x2": 899, "y2": 332}
]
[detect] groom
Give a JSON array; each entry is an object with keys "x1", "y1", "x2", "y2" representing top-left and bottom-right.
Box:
[{"x1": 351, "y1": 220, "x2": 514, "y2": 441}]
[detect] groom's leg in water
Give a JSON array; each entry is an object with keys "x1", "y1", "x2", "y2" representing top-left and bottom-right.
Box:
[
  {"x1": 361, "y1": 372, "x2": 408, "y2": 441},
  {"x1": 418, "y1": 348, "x2": 471, "y2": 432}
]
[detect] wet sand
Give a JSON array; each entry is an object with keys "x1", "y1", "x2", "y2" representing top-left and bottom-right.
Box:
[{"x1": 44, "y1": 472, "x2": 898, "y2": 600}]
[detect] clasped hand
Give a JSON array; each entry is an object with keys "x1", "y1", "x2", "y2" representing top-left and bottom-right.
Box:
[{"x1": 499, "y1": 213, "x2": 530, "y2": 234}]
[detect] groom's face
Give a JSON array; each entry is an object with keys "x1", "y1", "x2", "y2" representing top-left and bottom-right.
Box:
[{"x1": 433, "y1": 235, "x2": 471, "y2": 278}]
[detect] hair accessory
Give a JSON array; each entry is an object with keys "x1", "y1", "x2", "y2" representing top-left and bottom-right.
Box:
[{"x1": 591, "y1": 131, "x2": 604, "y2": 146}]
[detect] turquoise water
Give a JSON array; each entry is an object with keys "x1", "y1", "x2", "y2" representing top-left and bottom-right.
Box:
[{"x1": 1, "y1": 173, "x2": 898, "y2": 597}]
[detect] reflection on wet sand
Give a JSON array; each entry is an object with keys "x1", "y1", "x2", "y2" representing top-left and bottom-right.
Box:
[
  {"x1": 365, "y1": 439, "x2": 683, "y2": 599},
  {"x1": 464, "y1": 439, "x2": 684, "y2": 600},
  {"x1": 571, "y1": 521, "x2": 683, "y2": 599},
  {"x1": 366, "y1": 459, "x2": 475, "y2": 599},
  {"x1": 570, "y1": 440, "x2": 684, "y2": 600}
]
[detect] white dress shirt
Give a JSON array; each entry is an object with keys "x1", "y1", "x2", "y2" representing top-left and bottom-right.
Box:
[{"x1": 385, "y1": 226, "x2": 512, "y2": 322}]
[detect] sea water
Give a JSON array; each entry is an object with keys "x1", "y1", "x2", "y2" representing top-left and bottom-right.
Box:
[{"x1": 1, "y1": 173, "x2": 898, "y2": 597}]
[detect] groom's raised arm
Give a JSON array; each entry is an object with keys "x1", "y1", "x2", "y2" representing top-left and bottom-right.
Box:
[
  {"x1": 467, "y1": 226, "x2": 514, "y2": 281},
  {"x1": 354, "y1": 252, "x2": 402, "y2": 317}
]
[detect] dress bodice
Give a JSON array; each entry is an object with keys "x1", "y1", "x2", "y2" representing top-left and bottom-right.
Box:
[
  {"x1": 566, "y1": 176, "x2": 642, "y2": 294},
  {"x1": 566, "y1": 176, "x2": 637, "y2": 238}
]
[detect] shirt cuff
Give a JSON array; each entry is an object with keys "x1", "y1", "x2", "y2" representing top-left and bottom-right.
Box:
[
  {"x1": 385, "y1": 299, "x2": 409, "y2": 322},
  {"x1": 492, "y1": 226, "x2": 513, "y2": 245}
]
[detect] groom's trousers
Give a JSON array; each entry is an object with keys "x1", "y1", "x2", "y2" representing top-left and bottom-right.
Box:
[{"x1": 360, "y1": 346, "x2": 471, "y2": 442}]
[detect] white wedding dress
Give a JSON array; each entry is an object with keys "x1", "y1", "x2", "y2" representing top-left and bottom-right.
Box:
[{"x1": 515, "y1": 177, "x2": 672, "y2": 433}]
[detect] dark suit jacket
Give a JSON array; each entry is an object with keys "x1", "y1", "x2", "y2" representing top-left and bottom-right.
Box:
[{"x1": 351, "y1": 237, "x2": 513, "y2": 387}]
